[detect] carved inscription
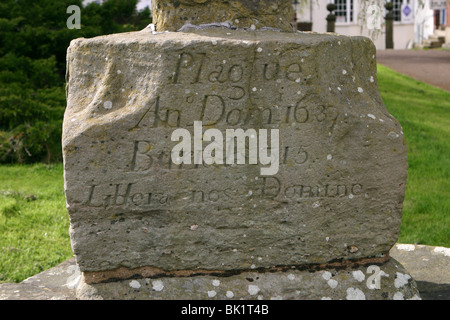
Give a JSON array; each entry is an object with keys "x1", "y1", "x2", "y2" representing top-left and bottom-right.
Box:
[
  {"x1": 129, "y1": 49, "x2": 339, "y2": 131},
  {"x1": 131, "y1": 95, "x2": 339, "y2": 129},
  {"x1": 171, "y1": 50, "x2": 305, "y2": 85},
  {"x1": 80, "y1": 47, "x2": 361, "y2": 212},
  {"x1": 130, "y1": 141, "x2": 309, "y2": 172},
  {"x1": 83, "y1": 180, "x2": 364, "y2": 209}
]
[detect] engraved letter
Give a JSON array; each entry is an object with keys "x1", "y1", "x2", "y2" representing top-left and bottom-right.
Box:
[
  {"x1": 173, "y1": 52, "x2": 194, "y2": 84},
  {"x1": 130, "y1": 141, "x2": 153, "y2": 171},
  {"x1": 228, "y1": 65, "x2": 244, "y2": 82},
  {"x1": 263, "y1": 63, "x2": 280, "y2": 80},
  {"x1": 261, "y1": 177, "x2": 281, "y2": 199},
  {"x1": 286, "y1": 63, "x2": 302, "y2": 82},
  {"x1": 201, "y1": 95, "x2": 225, "y2": 126}
]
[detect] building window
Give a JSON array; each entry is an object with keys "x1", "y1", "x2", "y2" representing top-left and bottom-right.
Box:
[
  {"x1": 392, "y1": 0, "x2": 403, "y2": 21},
  {"x1": 393, "y1": 0, "x2": 414, "y2": 22},
  {"x1": 334, "y1": 0, "x2": 354, "y2": 23}
]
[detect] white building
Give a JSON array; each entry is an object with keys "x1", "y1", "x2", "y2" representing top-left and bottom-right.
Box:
[{"x1": 295, "y1": 0, "x2": 439, "y2": 49}]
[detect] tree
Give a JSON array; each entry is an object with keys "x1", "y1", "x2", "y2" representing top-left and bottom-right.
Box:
[{"x1": 0, "y1": 0, "x2": 152, "y2": 163}]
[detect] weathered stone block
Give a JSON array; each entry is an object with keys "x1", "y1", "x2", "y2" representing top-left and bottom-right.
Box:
[
  {"x1": 76, "y1": 258, "x2": 421, "y2": 300},
  {"x1": 151, "y1": 0, "x2": 295, "y2": 32},
  {"x1": 63, "y1": 28, "x2": 407, "y2": 277}
]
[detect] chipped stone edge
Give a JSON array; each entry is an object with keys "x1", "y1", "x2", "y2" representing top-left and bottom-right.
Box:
[
  {"x1": 82, "y1": 255, "x2": 389, "y2": 285},
  {"x1": 175, "y1": 21, "x2": 285, "y2": 32},
  {"x1": 75, "y1": 257, "x2": 422, "y2": 300}
]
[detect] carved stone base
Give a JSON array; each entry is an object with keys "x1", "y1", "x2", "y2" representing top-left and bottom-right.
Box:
[
  {"x1": 76, "y1": 258, "x2": 421, "y2": 300},
  {"x1": 64, "y1": 28, "x2": 407, "y2": 276}
]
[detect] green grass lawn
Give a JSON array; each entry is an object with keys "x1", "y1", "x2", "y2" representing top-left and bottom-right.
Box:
[
  {"x1": 0, "y1": 65, "x2": 449, "y2": 283},
  {"x1": 0, "y1": 164, "x2": 72, "y2": 283},
  {"x1": 377, "y1": 64, "x2": 450, "y2": 247}
]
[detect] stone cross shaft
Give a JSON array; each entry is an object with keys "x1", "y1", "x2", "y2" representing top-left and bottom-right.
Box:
[{"x1": 151, "y1": 0, "x2": 295, "y2": 32}]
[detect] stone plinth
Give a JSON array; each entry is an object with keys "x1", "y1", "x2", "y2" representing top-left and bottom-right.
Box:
[
  {"x1": 76, "y1": 257, "x2": 420, "y2": 300},
  {"x1": 64, "y1": 28, "x2": 408, "y2": 282}
]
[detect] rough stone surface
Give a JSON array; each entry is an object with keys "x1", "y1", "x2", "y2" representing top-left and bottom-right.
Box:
[
  {"x1": 151, "y1": 0, "x2": 295, "y2": 32},
  {"x1": 63, "y1": 28, "x2": 407, "y2": 276},
  {"x1": 2, "y1": 244, "x2": 448, "y2": 300},
  {"x1": 76, "y1": 257, "x2": 420, "y2": 300}
]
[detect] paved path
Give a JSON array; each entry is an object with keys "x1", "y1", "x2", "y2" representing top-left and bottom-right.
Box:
[
  {"x1": 390, "y1": 244, "x2": 450, "y2": 300},
  {"x1": 376, "y1": 49, "x2": 450, "y2": 92}
]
